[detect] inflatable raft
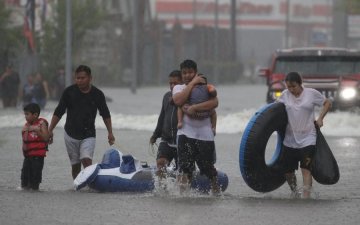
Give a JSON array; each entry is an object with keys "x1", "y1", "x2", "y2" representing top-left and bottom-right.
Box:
[{"x1": 74, "y1": 148, "x2": 229, "y2": 193}]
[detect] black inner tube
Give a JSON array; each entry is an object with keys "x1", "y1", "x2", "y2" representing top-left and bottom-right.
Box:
[{"x1": 240, "y1": 102, "x2": 288, "y2": 192}]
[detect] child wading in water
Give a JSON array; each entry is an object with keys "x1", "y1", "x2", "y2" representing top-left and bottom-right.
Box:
[{"x1": 21, "y1": 103, "x2": 50, "y2": 190}]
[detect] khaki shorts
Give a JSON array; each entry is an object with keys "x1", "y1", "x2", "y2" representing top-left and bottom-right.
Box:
[{"x1": 64, "y1": 131, "x2": 96, "y2": 165}]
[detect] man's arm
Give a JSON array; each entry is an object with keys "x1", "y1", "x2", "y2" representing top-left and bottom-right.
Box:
[
  {"x1": 150, "y1": 99, "x2": 165, "y2": 144},
  {"x1": 103, "y1": 117, "x2": 115, "y2": 145},
  {"x1": 185, "y1": 97, "x2": 219, "y2": 116},
  {"x1": 48, "y1": 115, "x2": 61, "y2": 144}
]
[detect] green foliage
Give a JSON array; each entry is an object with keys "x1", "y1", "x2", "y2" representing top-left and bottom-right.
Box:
[
  {"x1": 0, "y1": 1, "x2": 24, "y2": 68},
  {"x1": 0, "y1": 1, "x2": 10, "y2": 29},
  {"x1": 344, "y1": 0, "x2": 360, "y2": 14},
  {"x1": 39, "y1": 0, "x2": 104, "y2": 79}
]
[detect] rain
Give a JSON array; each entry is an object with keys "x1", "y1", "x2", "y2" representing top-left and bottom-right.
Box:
[{"x1": 0, "y1": 1, "x2": 360, "y2": 225}]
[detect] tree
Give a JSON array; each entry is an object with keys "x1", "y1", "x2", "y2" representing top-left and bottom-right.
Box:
[
  {"x1": 0, "y1": 1, "x2": 23, "y2": 70},
  {"x1": 346, "y1": 0, "x2": 360, "y2": 14},
  {"x1": 39, "y1": 0, "x2": 104, "y2": 79}
]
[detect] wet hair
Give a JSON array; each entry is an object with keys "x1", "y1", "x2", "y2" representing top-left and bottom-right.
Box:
[
  {"x1": 285, "y1": 72, "x2": 302, "y2": 85},
  {"x1": 168, "y1": 70, "x2": 182, "y2": 80},
  {"x1": 180, "y1": 59, "x2": 197, "y2": 72},
  {"x1": 23, "y1": 103, "x2": 40, "y2": 115},
  {"x1": 75, "y1": 65, "x2": 91, "y2": 76}
]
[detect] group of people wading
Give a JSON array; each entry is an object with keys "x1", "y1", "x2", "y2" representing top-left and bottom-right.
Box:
[{"x1": 19, "y1": 61, "x2": 331, "y2": 199}]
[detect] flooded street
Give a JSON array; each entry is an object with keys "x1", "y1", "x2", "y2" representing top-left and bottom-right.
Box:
[{"x1": 0, "y1": 84, "x2": 359, "y2": 225}]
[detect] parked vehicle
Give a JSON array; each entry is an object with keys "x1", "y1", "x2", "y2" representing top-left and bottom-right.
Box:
[{"x1": 260, "y1": 47, "x2": 360, "y2": 110}]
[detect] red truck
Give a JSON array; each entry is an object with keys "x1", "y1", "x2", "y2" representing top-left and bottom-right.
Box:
[{"x1": 260, "y1": 47, "x2": 360, "y2": 110}]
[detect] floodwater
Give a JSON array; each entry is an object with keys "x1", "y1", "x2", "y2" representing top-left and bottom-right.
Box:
[{"x1": 0, "y1": 84, "x2": 359, "y2": 225}]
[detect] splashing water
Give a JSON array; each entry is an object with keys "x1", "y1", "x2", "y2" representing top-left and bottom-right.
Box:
[{"x1": 1, "y1": 108, "x2": 360, "y2": 136}]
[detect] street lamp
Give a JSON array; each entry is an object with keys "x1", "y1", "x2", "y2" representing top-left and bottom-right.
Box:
[
  {"x1": 214, "y1": 0, "x2": 219, "y2": 84},
  {"x1": 285, "y1": 0, "x2": 290, "y2": 48},
  {"x1": 65, "y1": 0, "x2": 72, "y2": 86},
  {"x1": 131, "y1": 1, "x2": 138, "y2": 94}
]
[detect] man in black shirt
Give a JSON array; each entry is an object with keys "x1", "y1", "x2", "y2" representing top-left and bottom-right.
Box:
[
  {"x1": 150, "y1": 70, "x2": 182, "y2": 181},
  {"x1": 48, "y1": 65, "x2": 115, "y2": 179}
]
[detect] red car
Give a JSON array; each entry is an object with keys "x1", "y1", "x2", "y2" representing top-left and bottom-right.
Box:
[{"x1": 260, "y1": 47, "x2": 360, "y2": 110}]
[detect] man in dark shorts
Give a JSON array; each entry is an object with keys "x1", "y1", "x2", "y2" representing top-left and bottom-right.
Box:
[
  {"x1": 172, "y1": 59, "x2": 220, "y2": 194},
  {"x1": 48, "y1": 65, "x2": 115, "y2": 179},
  {"x1": 150, "y1": 70, "x2": 182, "y2": 183}
]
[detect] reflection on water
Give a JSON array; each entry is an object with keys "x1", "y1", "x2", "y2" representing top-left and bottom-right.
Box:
[{"x1": 336, "y1": 137, "x2": 358, "y2": 147}]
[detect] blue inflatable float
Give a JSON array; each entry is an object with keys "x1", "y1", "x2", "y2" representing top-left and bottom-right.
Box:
[
  {"x1": 239, "y1": 102, "x2": 287, "y2": 192},
  {"x1": 74, "y1": 148, "x2": 228, "y2": 193}
]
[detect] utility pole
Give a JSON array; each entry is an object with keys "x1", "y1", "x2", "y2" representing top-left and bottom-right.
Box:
[
  {"x1": 131, "y1": 1, "x2": 138, "y2": 94},
  {"x1": 285, "y1": 0, "x2": 290, "y2": 48},
  {"x1": 193, "y1": 0, "x2": 197, "y2": 25},
  {"x1": 230, "y1": 0, "x2": 237, "y2": 61},
  {"x1": 213, "y1": 0, "x2": 219, "y2": 84},
  {"x1": 332, "y1": 0, "x2": 348, "y2": 47},
  {"x1": 65, "y1": 0, "x2": 72, "y2": 87}
]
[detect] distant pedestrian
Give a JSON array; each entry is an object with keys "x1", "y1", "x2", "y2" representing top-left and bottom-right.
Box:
[
  {"x1": 0, "y1": 64, "x2": 20, "y2": 108},
  {"x1": 20, "y1": 74, "x2": 35, "y2": 108},
  {"x1": 51, "y1": 68, "x2": 65, "y2": 100},
  {"x1": 33, "y1": 72, "x2": 50, "y2": 109}
]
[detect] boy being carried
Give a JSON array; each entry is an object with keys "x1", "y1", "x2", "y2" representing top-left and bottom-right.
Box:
[{"x1": 177, "y1": 75, "x2": 217, "y2": 135}]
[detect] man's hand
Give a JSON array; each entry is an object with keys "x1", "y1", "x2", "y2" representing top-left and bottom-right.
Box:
[
  {"x1": 149, "y1": 135, "x2": 157, "y2": 145},
  {"x1": 189, "y1": 74, "x2": 206, "y2": 86},
  {"x1": 108, "y1": 133, "x2": 115, "y2": 145},
  {"x1": 183, "y1": 104, "x2": 196, "y2": 116},
  {"x1": 48, "y1": 130, "x2": 54, "y2": 144}
]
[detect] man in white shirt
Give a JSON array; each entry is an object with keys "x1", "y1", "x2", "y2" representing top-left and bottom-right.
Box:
[{"x1": 172, "y1": 59, "x2": 220, "y2": 194}]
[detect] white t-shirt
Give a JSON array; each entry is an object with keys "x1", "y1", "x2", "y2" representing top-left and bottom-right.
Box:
[
  {"x1": 173, "y1": 84, "x2": 214, "y2": 141},
  {"x1": 278, "y1": 87, "x2": 325, "y2": 148}
]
